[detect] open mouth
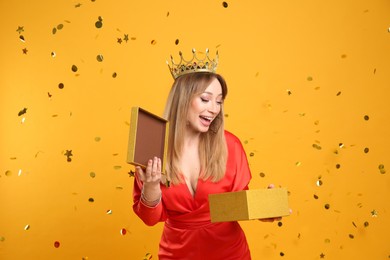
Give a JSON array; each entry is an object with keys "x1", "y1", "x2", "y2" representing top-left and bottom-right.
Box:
[{"x1": 199, "y1": 115, "x2": 213, "y2": 126}]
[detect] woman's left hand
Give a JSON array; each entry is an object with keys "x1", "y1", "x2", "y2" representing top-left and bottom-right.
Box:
[{"x1": 259, "y1": 184, "x2": 292, "y2": 222}]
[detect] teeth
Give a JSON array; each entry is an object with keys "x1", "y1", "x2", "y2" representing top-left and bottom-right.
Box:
[{"x1": 201, "y1": 116, "x2": 213, "y2": 121}]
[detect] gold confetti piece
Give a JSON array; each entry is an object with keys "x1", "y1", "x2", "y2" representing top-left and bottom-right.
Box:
[
  {"x1": 112, "y1": 72, "x2": 117, "y2": 78},
  {"x1": 175, "y1": 39, "x2": 179, "y2": 45},
  {"x1": 222, "y1": 1, "x2": 228, "y2": 8},
  {"x1": 167, "y1": 11, "x2": 170, "y2": 17},
  {"x1": 151, "y1": 39, "x2": 157, "y2": 45},
  {"x1": 324, "y1": 238, "x2": 330, "y2": 243},
  {"x1": 117, "y1": 38, "x2": 122, "y2": 44},
  {"x1": 307, "y1": 76, "x2": 313, "y2": 81},
  {"x1": 364, "y1": 221, "x2": 369, "y2": 227},
  {"x1": 106, "y1": 209, "x2": 112, "y2": 215},
  {"x1": 352, "y1": 222, "x2": 357, "y2": 228},
  {"x1": 16, "y1": 26, "x2": 24, "y2": 34},
  {"x1": 341, "y1": 54, "x2": 347, "y2": 58},
  {"x1": 144, "y1": 253, "x2": 152, "y2": 260},
  {"x1": 324, "y1": 204, "x2": 330, "y2": 210},
  {"x1": 316, "y1": 180, "x2": 323, "y2": 186},
  {"x1": 259, "y1": 172, "x2": 265, "y2": 178},
  {"x1": 96, "y1": 54, "x2": 104, "y2": 62},
  {"x1": 336, "y1": 164, "x2": 341, "y2": 169},
  {"x1": 364, "y1": 115, "x2": 369, "y2": 121},
  {"x1": 287, "y1": 89, "x2": 292, "y2": 95},
  {"x1": 24, "y1": 225, "x2": 30, "y2": 230},
  {"x1": 371, "y1": 209, "x2": 378, "y2": 217},
  {"x1": 18, "y1": 169, "x2": 22, "y2": 176},
  {"x1": 94, "y1": 137, "x2": 101, "y2": 142},
  {"x1": 249, "y1": 152, "x2": 254, "y2": 157},
  {"x1": 348, "y1": 234, "x2": 354, "y2": 239},
  {"x1": 22, "y1": 48, "x2": 28, "y2": 54},
  {"x1": 299, "y1": 113, "x2": 306, "y2": 117},
  {"x1": 75, "y1": 3, "x2": 82, "y2": 8},
  {"x1": 19, "y1": 35, "x2": 25, "y2": 42},
  {"x1": 57, "y1": 24, "x2": 64, "y2": 30},
  {"x1": 52, "y1": 27, "x2": 57, "y2": 34},
  {"x1": 114, "y1": 165, "x2": 122, "y2": 170},
  {"x1": 320, "y1": 253, "x2": 325, "y2": 258},
  {"x1": 51, "y1": 51, "x2": 56, "y2": 57},
  {"x1": 58, "y1": 83, "x2": 64, "y2": 89},
  {"x1": 95, "y1": 16, "x2": 103, "y2": 28},
  {"x1": 88, "y1": 198, "x2": 94, "y2": 202},
  {"x1": 280, "y1": 252, "x2": 285, "y2": 257},
  {"x1": 312, "y1": 143, "x2": 322, "y2": 150},
  {"x1": 54, "y1": 241, "x2": 60, "y2": 248},
  {"x1": 18, "y1": 108, "x2": 27, "y2": 116},
  {"x1": 5, "y1": 170, "x2": 12, "y2": 177},
  {"x1": 90, "y1": 172, "x2": 96, "y2": 178},
  {"x1": 378, "y1": 164, "x2": 386, "y2": 174},
  {"x1": 116, "y1": 186, "x2": 124, "y2": 190},
  {"x1": 364, "y1": 147, "x2": 369, "y2": 153},
  {"x1": 336, "y1": 91, "x2": 341, "y2": 96},
  {"x1": 313, "y1": 194, "x2": 319, "y2": 199},
  {"x1": 295, "y1": 161, "x2": 301, "y2": 166},
  {"x1": 71, "y1": 65, "x2": 78, "y2": 72}
]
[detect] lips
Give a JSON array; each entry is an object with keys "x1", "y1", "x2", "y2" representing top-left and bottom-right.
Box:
[{"x1": 199, "y1": 115, "x2": 213, "y2": 126}]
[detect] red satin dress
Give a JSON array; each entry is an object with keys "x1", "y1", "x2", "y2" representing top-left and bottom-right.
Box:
[{"x1": 133, "y1": 131, "x2": 252, "y2": 260}]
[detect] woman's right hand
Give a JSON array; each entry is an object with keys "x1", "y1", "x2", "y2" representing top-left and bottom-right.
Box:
[{"x1": 135, "y1": 157, "x2": 162, "y2": 206}]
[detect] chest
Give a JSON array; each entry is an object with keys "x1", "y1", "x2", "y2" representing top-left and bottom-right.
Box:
[{"x1": 180, "y1": 151, "x2": 201, "y2": 197}]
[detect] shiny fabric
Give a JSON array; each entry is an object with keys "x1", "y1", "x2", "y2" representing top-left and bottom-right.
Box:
[{"x1": 133, "y1": 131, "x2": 252, "y2": 260}]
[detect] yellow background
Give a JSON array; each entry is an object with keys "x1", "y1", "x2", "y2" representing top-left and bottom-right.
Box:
[{"x1": 1, "y1": 0, "x2": 389, "y2": 259}]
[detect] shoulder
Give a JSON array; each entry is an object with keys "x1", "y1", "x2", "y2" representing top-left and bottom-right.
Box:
[{"x1": 224, "y1": 130, "x2": 243, "y2": 147}]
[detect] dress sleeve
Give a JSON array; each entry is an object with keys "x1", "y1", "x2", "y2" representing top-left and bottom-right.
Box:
[
  {"x1": 132, "y1": 174, "x2": 167, "y2": 226},
  {"x1": 225, "y1": 131, "x2": 252, "y2": 192}
]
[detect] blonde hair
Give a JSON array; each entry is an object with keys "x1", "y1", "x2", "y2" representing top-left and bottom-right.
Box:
[{"x1": 163, "y1": 72, "x2": 228, "y2": 185}]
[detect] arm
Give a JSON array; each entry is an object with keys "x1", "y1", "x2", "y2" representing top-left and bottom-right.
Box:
[{"x1": 132, "y1": 157, "x2": 166, "y2": 226}]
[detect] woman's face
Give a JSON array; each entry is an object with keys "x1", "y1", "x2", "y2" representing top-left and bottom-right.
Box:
[{"x1": 186, "y1": 78, "x2": 223, "y2": 134}]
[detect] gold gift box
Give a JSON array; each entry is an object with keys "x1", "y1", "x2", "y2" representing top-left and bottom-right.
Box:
[{"x1": 209, "y1": 188, "x2": 290, "y2": 222}]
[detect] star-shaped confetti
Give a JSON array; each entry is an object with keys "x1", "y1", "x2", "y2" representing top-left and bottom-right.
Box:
[
  {"x1": 16, "y1": 26, "x2": 24, "y2": 34},
  {"x1": 22, "y1": 48, "x2": 28, "y2": 54},
  {"x1": 123, "y1": 34, "x2": 129, "y2": 42},
  {"x1": 371, "y1": 209, "x2": 378, "y2": 217},
  {"x1": 117, "y1": 38, "x2": 122, "y2": 44},
  {"x1": 65, "y1": 150, "x2": 73, "y2": 162},
  {"x1": 320, "y1": 253, "x2": 325, "y2": 258}
]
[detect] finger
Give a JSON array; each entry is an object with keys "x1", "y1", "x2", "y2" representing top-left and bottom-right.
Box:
[
  {"x1": 151, "y1": 157, "x2": 158, "y2": 177},
  {"x1": 157, "y1": 158, "x2": 162, "y2": 176},
  {"x1": 135, "y1": 166, "x2": 145, "y2": 181},
  {"x1": 267, "y1": 183, "x2": 275, "y2": 189}
]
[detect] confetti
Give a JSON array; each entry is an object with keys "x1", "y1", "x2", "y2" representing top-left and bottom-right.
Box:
[
  {"x1": 364, "y1": 115, "x2": 369, "y2": 121},
  {"x1": 307, "y1": 76, "x2": 313, "y2": 81},
  {"x1": 378, "y1": 164, "x2": 386, "y2": 174},
  {"x1": 371, "y1": 209, "x2": 378, "y2": 217},
  {"x1": 0, "y1": 236, "x2": 5, "y2": 242},
  {"x1": 51, "y1": 51, "x2": 56, "y2": 58},
  {"x1": 5, "y1": 170, "x2": 12, "y2": 177},
  {"x1": 106, "y1": 210, "x2": 112, "y2": 215},
  {"x1": 313, "y1": 194, "x2": 319, "y2": 199},
  {"x1": 95, "y1": 16, "x2": 103, "y2": 28},
  {"x1": 123, "y1": 34, "x2": 129, "y2": 42},
  {"x1": 336, "y1": 164, "x2": 341, "y2": 169},
  {"x1": 54, "y1": 241, "x2": 60, "y2": 248},
  {"x1": 22, "y1": 48, "x2": 28, "y2": 54},
  {"x1": 259, "y1": 172, "x2": 265, "y2": 178},
  {"x1": 75, "y1": 3, "x2": 82, "y2": 8},
  {"x1": 24, "y1": 224, "x2": 30, "y2": 230},
  {"x1": 280, "y1": 252, "x2": 285, "y2": 256},
  {"x1": 249, "y1": 152, "x2": 254, "y2": 157},
  {"x1": 287, "y1": 89, "x2": 292, "y2": 95},
  {"x1": 114, "y1": 165, "x2": 122, "y2": 170},
  {"x1": 316, "y1": 180, "x2": 323, "y2": 187},
  {"x1": 144, "y1": 253, "x2": 152, "y2": 260},
  {"x1": 89, "y1": 172, "x2": 96, "y2": 178},
  {"x1": 295, "y1": 161, "x2": 301, "y2": 166},
  {"x1": 151, "y1": 39, "x2": 157, "y2": 45},
  {"x1": 71, "y1": 65, "x2": 78, "y2": 72},
  {"x1": 364, "y1": 221, "x2": 369, "y2": 227},
  {"x1": 175, "y1": 39, "x2": 179, "y2": 45},
  {"x1": 64, "y1": 150, "x2": 73, "y2": 162},
  {"x1": 117, "y1": 38, "x2": 122, "y2": 44},
  {"x1": 364, "y1": 147, "x2": 369, "y2": 153},
  {"x1": 94, "y1": 137, "x2": 101, "y2": 142},
  {"x1": 112, "y1": 72, "x2": 117, "y2": 78},
  {"x1": 324, "y1": 238, "x2": 330, "y2": 243},
  {"x1": 348, "y1": 234, "x2": 354, "y2": 239},
  {"x1": 16, "y1": 26, "x2": 24, "y2": 34},
  {"x1": 324, "y1": 204, "x2": 330, "y2": 210},
  {"x1": 18, "y1": 108, "x2": 27, "y2": 116},
  {"x1": 58, "y1": 83, "x2": 64, "y2": 89},
  {"x1": 57, "y1": 24, "x2": 64, "y2": 30},
  {"x1": 341, "y1": 54, "x2": 347, "y2": 58},
  {"x1": 96, "y1": 54, "x2": 104, "y2": 62},
  {"x1": 19, "y1": 35, "x2": 25, "y2": 42},
  {"x1": 222, "y1": 1, "x2": 229, "y2": 8},
  {"x1": 336, "y1": 91, "x2": 342, "y2": 96},
  {"x1": 88, "y1": 198, "x2": 94, "y2": 203},
  {"x1": 320, "y1": 253, "x2": 325, "y2": 258},
  {"x1": 120, "y1": 228, "x2": 127, "y2": 235},
  {"x1": 277, "y1": 221, "x2": 283, "y2": 227},
  {"x1": 312, "y1": 143, "x2": 322, "y2": 150}
]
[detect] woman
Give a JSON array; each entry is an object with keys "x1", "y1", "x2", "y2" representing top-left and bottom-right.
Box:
[{"x1": 133, "y1": 50, "x2": 269, "y2": 259}]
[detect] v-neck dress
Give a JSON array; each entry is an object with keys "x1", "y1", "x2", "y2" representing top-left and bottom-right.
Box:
[{"x1": 133, "y1": 131, "x2": 252, "y2": 260}]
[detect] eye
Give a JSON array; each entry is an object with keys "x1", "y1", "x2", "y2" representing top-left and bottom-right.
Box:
[{"x1": 200, "y1": 97, "x2": 209, "y2": 103}]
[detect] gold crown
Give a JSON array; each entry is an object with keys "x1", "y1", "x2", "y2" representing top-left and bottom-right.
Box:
[{"x1": 167, "y1": 49, "x2": 219, "y2": 79}]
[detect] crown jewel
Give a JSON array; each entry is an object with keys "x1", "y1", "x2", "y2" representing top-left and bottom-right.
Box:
[{"x1": 167, "y1": 49, "x2": 219, "y2": 79}]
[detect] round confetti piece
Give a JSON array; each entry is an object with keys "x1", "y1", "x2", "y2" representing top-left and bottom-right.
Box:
[
  {"x1": 313, "y1": 194, "x2": 319, "y2": 199},
  {"x1": 222, "y1": 1, "x2": 228, "y2": 8},
  {"x1": 96, "y1": 54, "x2": 104, "y2": 62},
  {"x1": 307, "y1": 76, "x2": 313, "y2": 81},
  {"x1": 57, "y1": 24, "x2": 64, "y2": 30},
  {"x1": 324, "y1": 238, "x2": 330, "y2": 243},
  {"x1": 24, "y1": 224, "x2": 30, "y2": 230},
  {"x1": 94, "y1": 137, "x2": 101, "y2": 142},
  {"x1": 95, "y1": 17, "x2": 103, "y2": 28},
  {"x1": 89, "y1": 172, "x2": 96, "y2": 178},
  {"x1": 249, "y1": 152, "x2": 254, "y2": 157},
  {"x1": 151, "y1": 40, "x2": 157, "y2": 45},
  {"x1": 58, "y1": 83, "x2": 64, "y2": 89},
  {"x1": 348, "y1": 234, "x2": 354, "y2": 239},
  {"x1": 120, "y1": 228, "x2": 127, "y2": 235},
  {"x1": 112, "y1": 72, "x2": 117, "y2": 78},
  {"x1": 52, "y1": 27, "x2": 57, "y2": 34},
  {"x1": 364, "y1": 147, "x2": 369, "y2": 153},
  {"x1": 316, "y1": 180, "x2": 323, "y2": 186},
  {"x1": 88, "y1": 198, "x2": 94, "y2": 203},
  {"x1": 259, "y1": 172, "x2": 265, "y2": 178},
  {"x1": 280, "y1": 252, "x2": 285, "y2": 257},
  {"x1": 364, "y1": 221, "x2": 369, "y2": 227},
  {"x1": 175, "y1": 39, "x2": 179, "y2": 45},
  {"x1": 364, "y1": 115, "x2": 369, "y2": 121},
  {"x1": 71, "y1": 65, "x2": 78, "y2": 72},
  {"x1": 336, "y1": 164, "x2": 341, "y2": 169},
  {"x1": 324, "y1": 204, "x2": 330, "y2": 210},
  {"x1": 19, "y1": 35, "x2": 25, "y2": 42},
  {"x1": 277, "y1": 221, "x2": 283, "y2": 227},
  {"x1": 54, "y1": 241, "x2": 60, "y2": 248},
  {"x1": 0, "y1": 236, "x2": 5, "y2": 242},
  {"x1": 5, "y1": 170, "x2": 12, "y2": 177}
]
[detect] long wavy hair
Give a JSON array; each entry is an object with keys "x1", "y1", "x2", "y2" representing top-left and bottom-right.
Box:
[{"x1": 163, "y1": 72, "x2": 228, "y2": 185}]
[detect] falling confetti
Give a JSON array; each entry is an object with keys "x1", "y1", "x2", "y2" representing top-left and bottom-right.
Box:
[
  {"x1": 378, "y1": 164, "x2": 386, "y2": 174},
  {"x1": 95, "y1": 16, "x2": 103, "y2": 28},
  {"x1": 64, "y1": 150, "x2": 73, "y2": 162},
  {"x1": 324, "y1": 204, "x2": 330, "y2": 210},
  {"x1": 143, "y1": 253, "x2": 153, "y2": 260},
  {"x1": 371, "y1": 209, "x2": 378, "y2": 217},
  {"x1": 58, "y1": 83, "x2": 64, "y2": 89},
  {"x1": 16, "y1": 26, "x2": 24, "y2": 34},
  {"x1": 5, "y1": 170, "x2": 12, "y2": 177},
  {"x1": 22, "y1": 48, "x2": 28, "y2": 54},
  {"x1": 18, "y1": 108, "x2": 27, "y2": 116},
  {"x1": 114, "y1": 165, "x2": 122, "y2": 170},
  {"x1": 222, "y1": 1, "x2": 229, "y2": 8},
  {"x1": 175, "y1": 39, "x2": 179, "y2": 45},
  {"x1": 259, "y1": 172, "x2": 265, "y2": 178},
  {"x1": 89, "y1": 172, "x2": 96, "y2": 178},
  {"x1": 0, "y1": 236, "x2": 5, "y2": 242},
  {"x1": 19, "y1": 35, "x2": 25, "y2": 42},
  {"x1": 112, "y1": 72, "x2": 117, "y2": 78},
  {"x1": 312, "y1": 143, "x2": 322, "y2": 150},
  {"x1": 88, "y1": 198, "x2": 94, "y2": 203},
  {"x1": 106, "y1": 209, "x2": 112, "y2": 215},
  {"x1": 117, "y1": 38, "x2": 122, "y2": 44},
  {"x1": 120, "y1": 228, "x2": 127, "y2": 235},
  {"x1": 287, "y1": 89, "x2": 292, "y2": 95},
  {"x1": 364, "y1": 147, "x2": 369, "y2": 153},
  {"x1": 123, "y1": 34, "x2": 129, "y2": 42},
  {"x1": 96, "y1": 54, "x2": 104, "y2": 62},
  {"x1": 57, "y1": 24, "x2": 64, "y2": 30},
  {"x1": 364, "y1": 115, "x2": 370, "y2": 121},
  {"x1": 24, "y1": 225, "x2": 30, "y2": 230},
  {"x1": 54, "y1": 241, "x2": 60, "y2": 248},
  {"x1": 307, "y1": 76, "x2": 313, "y2": 81},
  {"x1": 151, "y1": 39, "x2": 157, "y2": 45}
]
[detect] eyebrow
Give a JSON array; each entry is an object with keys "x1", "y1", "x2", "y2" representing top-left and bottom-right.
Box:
[{"x1": 203, "y1": 91, "x2": 223, "y2": 97}]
